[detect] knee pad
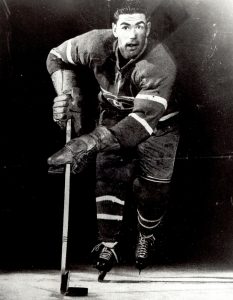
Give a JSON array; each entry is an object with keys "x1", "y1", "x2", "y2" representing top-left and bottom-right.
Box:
[{"x1": 133, "y1": 177, "x2": 171, "y2": 218}]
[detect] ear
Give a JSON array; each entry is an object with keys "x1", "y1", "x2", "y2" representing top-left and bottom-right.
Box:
[
  {"x1": 146, "y1": 21, "x2": 151, "y2": 37},
  {"x1": 112, "y1": 22, "x2": 118, "y2": 38}
]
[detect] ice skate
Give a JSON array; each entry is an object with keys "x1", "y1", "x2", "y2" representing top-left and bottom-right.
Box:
[
  {"x1": 92, "y1": 243, "x2": 119, "y2": 281},
  {"x1": 135, "y1": 233, "x2": 156, "y2": 272}
]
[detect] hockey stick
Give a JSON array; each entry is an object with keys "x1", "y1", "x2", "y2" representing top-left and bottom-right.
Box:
[{"x1": 60, "y1": 118, "x2": 88, "y2": 296}]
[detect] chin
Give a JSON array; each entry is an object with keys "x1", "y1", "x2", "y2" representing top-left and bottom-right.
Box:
[
  {"x1": 129, "y1": 52, "x2": 139, "y2": 59},
  {"x1": 124, "y1": 50, "x2": 138, "y2": 59}
]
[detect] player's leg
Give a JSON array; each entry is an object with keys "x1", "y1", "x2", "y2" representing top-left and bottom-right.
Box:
[
  {"x1": 92, "y1": 149, "x2": 135, "y2": 279},
  {"x1": 134, "y1": 119, "x2": 180, "y2": 271}
]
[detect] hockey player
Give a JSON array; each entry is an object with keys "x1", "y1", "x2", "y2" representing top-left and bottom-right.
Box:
[{"x1": 46, "y1": 0, "x2": 180, "y2": 279}]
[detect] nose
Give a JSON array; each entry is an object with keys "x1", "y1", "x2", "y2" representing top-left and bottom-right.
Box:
[{"x1": 129, "y1": 27, "x2": 137, "y2": 39}]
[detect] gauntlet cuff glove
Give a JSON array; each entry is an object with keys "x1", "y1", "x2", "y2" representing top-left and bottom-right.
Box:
[{"x1": 48, "y1": 126, "x2": 120, "y2": 174}]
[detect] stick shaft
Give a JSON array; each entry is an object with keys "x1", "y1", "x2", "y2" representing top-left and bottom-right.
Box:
[{"x1": 61, "y1": 119, "x2": 71, "y2": 273}]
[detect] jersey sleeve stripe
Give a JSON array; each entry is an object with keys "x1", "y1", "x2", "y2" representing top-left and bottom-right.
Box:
[
  {"x1": 66, "y1": 39, "x2": 76, "y2": 65},
  {"x1": 159, "y1": 111, "x2": 179, "y2": 121},
  {"x1": 50, "y1": 49, "x2": 64, "y2": 61},
  {"x1": 136, "y1": 94, "x2": 168, "y2": 110},
  {"x1": 129, "y1": 113, "x2": 153, "y2": 135}
]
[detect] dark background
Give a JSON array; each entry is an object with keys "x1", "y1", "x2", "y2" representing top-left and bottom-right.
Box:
[{"x1": 0, "y1": 0, "x2": 233, "y2": 270}]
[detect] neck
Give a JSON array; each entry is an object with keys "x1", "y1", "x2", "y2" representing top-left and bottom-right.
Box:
[{"x1": 118, "y1": 49, "x2": 130, "y2": 68}]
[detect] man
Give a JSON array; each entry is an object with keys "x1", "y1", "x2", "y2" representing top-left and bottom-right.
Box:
[{"x1": 46, "y1": 0, "x2": 180, "y2": 280}]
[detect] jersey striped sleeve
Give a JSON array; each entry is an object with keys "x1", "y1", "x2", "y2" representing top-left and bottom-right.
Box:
[
  {"x1": 46, "y1": 31, "x2": 94, "y2": 75},
  {"x1": 46, "y1": 39, "x2": 77, "y2": 75},
  {"x1": 109, "y1": 93, "x2": 168, "y2": 148},
  {"x1": 110, "y1": 58, "x2": 177, "y2": 148}
]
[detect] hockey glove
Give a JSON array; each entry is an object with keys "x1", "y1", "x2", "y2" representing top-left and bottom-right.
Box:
[
  {"x1": 51, "y1": 70, "x2": 83, "y2": 135},
  {"x1": 47, "y1": 126, "x2": 120, "y2": 174},
  {"x1": 53, "y1": 88, "x2": 82, "y2": 135}
]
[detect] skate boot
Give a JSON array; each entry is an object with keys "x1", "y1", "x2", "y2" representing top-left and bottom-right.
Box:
[
  {"x1": 92, "y1": 242, "x2": 119, "y2": 281},
  {"x1": 135, "y1": 233, "x2": 155, "y2": 272}
]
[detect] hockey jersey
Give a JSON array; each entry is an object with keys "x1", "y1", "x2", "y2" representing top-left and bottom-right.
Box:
[{"x1": 47, "y1": 29, "x2": 179, "y2": 148}]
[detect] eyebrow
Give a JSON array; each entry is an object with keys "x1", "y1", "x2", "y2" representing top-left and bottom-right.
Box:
[{"x1": 120, "y1": 21, "x2": 146, "y2": 26}]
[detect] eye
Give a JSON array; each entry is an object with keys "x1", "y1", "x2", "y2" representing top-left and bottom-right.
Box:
[
  {"x1": 136, "y1": 24, "x2": 145, "y2": 30},
  {"x1": 121, "y1": 25, "x2": 129, "y2": 30}
]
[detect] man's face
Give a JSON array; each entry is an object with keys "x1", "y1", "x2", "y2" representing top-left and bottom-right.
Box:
[{"x1": 112, "y1": 13, "x2": 151, "y2": 60}]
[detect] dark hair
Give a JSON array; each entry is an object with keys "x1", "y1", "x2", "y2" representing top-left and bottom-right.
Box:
[{"x1": 113, "y1": 0, "x2": 150, "y2": 23}]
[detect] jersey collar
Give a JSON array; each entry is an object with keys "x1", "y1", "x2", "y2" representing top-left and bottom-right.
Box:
[{"x1": 113, "y1": 38, "x2": 148, "y2": 72}]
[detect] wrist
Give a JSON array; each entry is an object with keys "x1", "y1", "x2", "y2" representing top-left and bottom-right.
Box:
[{"x1": 90, "y1": 126, "x2": 120, "y2": 151}]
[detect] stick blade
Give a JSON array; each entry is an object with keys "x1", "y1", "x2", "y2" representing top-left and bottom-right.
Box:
[
  {"x1": 60, "y1": 271, "x2": 70, "y2": 294},
  {"x1": 65, "y1": 287, "x2": 88, "y2": 297}
]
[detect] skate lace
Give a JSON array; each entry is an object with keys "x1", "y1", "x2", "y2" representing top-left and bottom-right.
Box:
[
  {"x1": 100, "y1": 247, "x2": 119, "y2": 263},
  {"x1": 91, "y1": 243, "x2": 102, "y2": 253},
  {"x1": 91, "y1": 243, "x2": 119, "y2": 263},
  {"x1": 136, "y1": 234, "x2": 155, "y2": 258}
]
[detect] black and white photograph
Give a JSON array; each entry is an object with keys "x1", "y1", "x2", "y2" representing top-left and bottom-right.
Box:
[{"x1": 1, "y1": 0, "x2": 233, "y2": 299}]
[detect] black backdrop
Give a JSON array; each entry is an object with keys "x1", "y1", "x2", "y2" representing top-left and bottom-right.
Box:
[{"x1": 1, "y1": 0, "x2": 233, "y2": 270}]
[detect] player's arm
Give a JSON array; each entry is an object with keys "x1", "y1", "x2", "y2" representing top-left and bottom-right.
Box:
[
  {"x1": 110, "y1": 51, "x2": 177, "y2": 148},
  {"x1": 46, "y1": 33, "x2": 90, "y2": 135}
]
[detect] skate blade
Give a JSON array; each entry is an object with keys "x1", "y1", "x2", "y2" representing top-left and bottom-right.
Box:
[{"x1": 98, "y1": 270, "x2": 107, "y2": 282}]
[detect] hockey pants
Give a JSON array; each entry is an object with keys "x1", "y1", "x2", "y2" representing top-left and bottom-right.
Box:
[{"x1": 95, "y1": 117, "x2": 180, "y2": 242}]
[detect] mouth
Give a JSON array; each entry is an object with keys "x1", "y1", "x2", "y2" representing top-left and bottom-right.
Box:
[{"x1": 126, "y1": 43, "x2": 139, "y2": 51}]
